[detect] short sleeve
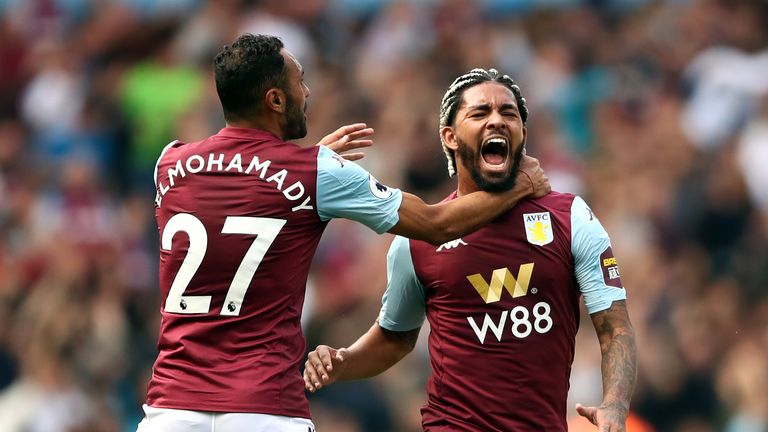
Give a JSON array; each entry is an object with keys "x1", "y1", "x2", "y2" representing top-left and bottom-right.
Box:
[
  {"x1": 154, "y1": 140, "x2": 178, "y2": 187},
  {"x1": 377, "y1": 236, "x2": 427, "y2": 331},
  {"x1": 316, "y1": 145, "x2": 403, "y2": 234},
  {"x1": 571, "y1": 196, "x2": 627, "y2": 314}
]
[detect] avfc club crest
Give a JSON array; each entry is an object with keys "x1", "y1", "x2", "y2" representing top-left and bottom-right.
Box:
[
  {"x1": 523, "y1": 212, "x2": 554, "y2": 246},
  {"x1": 368, "y1": 174, "x2": 393, "y2": 199}
]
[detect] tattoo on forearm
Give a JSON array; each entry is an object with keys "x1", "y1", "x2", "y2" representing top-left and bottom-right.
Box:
[{"x1": 592, "y1": 301, "x2": 637, "y2": 418}]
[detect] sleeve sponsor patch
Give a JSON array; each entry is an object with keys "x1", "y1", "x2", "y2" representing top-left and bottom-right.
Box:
[
  {"x1": 368, "y1": 174, "x2": 393, "y2": 199},
  {"x1": 600, "y1": 246, "x2": 623, "y2": 288}
]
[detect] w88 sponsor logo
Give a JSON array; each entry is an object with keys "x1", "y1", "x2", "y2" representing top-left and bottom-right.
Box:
[{"x1": 467, "y1": 302, "x2": 553, "y2": 344}]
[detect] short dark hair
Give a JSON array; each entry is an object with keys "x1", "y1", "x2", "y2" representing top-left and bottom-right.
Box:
[
  {"x1": 438, "y1": 68, "x2": 528, "y2": 177},
  {"x1": 214, "y1": 34, "x2": 286, "y2": 121}
]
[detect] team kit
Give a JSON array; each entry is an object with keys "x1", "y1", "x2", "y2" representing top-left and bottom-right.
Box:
[{"x1": 138, "y1": 33, "x2": 634, "y2": 432}]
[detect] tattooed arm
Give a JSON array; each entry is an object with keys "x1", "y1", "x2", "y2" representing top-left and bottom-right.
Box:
[{"x1": 576, "y1": 300, "x2": 637, "y2": 432}]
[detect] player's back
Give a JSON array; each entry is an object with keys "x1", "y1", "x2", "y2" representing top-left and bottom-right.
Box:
[
  {"x1": 148, "y1": 127, "x2": 325, "y2": 418},
  {"x1": 410, "y1": 191, "x2": 581, "y2": 431}
]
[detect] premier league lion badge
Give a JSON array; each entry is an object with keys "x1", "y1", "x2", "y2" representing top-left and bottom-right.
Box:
[{"x1": 368, "y1": 174, "x2": 393, "y2": 199}]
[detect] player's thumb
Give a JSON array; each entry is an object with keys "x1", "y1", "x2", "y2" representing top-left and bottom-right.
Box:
[
  {"x1": 335, "y1": 348, "x2": 349, "y2": 363},
  {"x1": 575, "y1": 403, "x2": 598, "y2": 425}
]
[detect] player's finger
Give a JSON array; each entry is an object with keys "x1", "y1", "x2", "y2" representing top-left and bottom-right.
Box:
[
  {"x1": 332, "y1": 134, "x2": 350, "y2": 146},
  {"x1": 336, "y1": 348, "x2": 348, "y2": 362},
  {"x1": 340, "y1": 152, "x2": 365, "y2": 161},
  {"x1": 303, "y1": 366, "x2": 318, "y2": 391},
  {"x1": 303, "y1": 371, "x2": 315, "y2": 392},
  {"x1": 525, "y1": 154, "x2": 540, "y2": 165},
  {"x1": 316, "y1": 363, "x2": 330, "y2": 382},
  {"x1": 344, "y1": 139, "x2": 374, "y2": 149},
  {"x1": 313, "y1": 356, "x2": 327, "y2": 372},
  {"x1": 317, "y1": 349, "x2": 332, "y2": 368},
  {"x1": 575, "y1": 404, "x2": 598, "y2": 426},
  {"x1": 539, "y1": 175, "x2": 551, "y2": 196},
  {"x1": 336, "y1": 123, "x2": 368, "y2": 135},
  {"x1": 318, "y1": 123, "x2": 368, "y2": 145},
  {"x1": 304, "y1": 361, "x2": 323, "y2": 389},
  {"x1": 309, "y1": 360, "x2": 329, "y2": 382},
  {"x1": 317, "y1": 348, "x2": 335, "y2": 372},
  {"x1": 307, "y1": 350, "x2": 323, "y2": 366},
  {"x1": 345, "y1": 128, "x2": 374, "y2": 141},
  {"x1": 331, "y1": 139, "x2": 373, "y2": 155},
  {"x1": 304, "y1": 356, "x2": 319, "y2": 374},
  {"x1": 306, "y1": 352, "x2": 325, "y2": 377}
]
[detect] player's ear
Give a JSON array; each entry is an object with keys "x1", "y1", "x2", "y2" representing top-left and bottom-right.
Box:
[
  {"x1": 521, "y1": 125, "x2": 527, "y2": 153},
  {"x1": 265, "y1": 88, "x2": 286, "y2": 114},
  {"x1": 441, "y1": 126, "x2": 458, "y2": 151}
]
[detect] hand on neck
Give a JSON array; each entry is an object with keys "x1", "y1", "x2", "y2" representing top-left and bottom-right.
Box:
[{"x1": 455, "y1": 166, "x2": 480, "y2": 197}]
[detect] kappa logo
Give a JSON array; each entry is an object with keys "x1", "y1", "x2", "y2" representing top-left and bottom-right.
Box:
[
  {"x1": 524, "y1": 212, "x2": 553, "y2": 246},
  {"x1": 368, "y1": 174, "x2": 393, "y2": 199},
  {"x1": 466, "y1": 263, "x2": 535, "y2": 303},
  {"x1": 331, "y1": 153, "x2": 346, "y2": 167},
  {"x1": 436, "y1": 238, "x2": 468, "y2": 252}
]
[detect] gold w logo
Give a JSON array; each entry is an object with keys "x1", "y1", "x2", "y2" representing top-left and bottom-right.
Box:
[{"x1": 466, "y1": 263, "x2": 535, "y2": 303}]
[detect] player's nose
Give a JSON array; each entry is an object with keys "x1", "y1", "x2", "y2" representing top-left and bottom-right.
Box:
[{"x1": 486, "y1": 110, "x2": 506, "y2": 130}]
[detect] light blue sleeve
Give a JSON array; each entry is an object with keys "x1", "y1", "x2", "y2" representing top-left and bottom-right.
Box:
[
  {"x1": 377, "y1": 236, "x2": 427, "y2": 332},
  {"x1": 316, "y1": 145, "x2": 403, "y2": 234},
  {"x1": 571, "y1": 196, "x2": 627, "y2": 314}
]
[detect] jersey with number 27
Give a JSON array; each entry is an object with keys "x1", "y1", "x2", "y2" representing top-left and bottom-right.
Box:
[
  {"x1": 379, "y1": 191, "x2": 626, "y2": 431},
  {"x1": 148, "y1": 127, "x2": 402, "y2": 418}
]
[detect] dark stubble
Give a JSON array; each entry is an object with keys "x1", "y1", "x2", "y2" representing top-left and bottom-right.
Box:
[
  {"x1": 456, "y1": 137, "x2": 525, "y2": 192},
  {"x1": 283, "y1": 91, "x2": 307, "y2": 140}
]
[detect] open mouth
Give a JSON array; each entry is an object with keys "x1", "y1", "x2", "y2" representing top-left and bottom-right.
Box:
[{"x1": 481, "y1": 137, "x2": 509, "y2": 167}]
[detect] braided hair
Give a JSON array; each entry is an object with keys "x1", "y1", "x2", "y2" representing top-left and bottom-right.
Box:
[{"x1": 438, "y1": 68, "x2": 528, "y2": 177}]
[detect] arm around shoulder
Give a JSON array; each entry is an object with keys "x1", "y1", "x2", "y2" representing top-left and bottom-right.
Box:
[{"x1": 389, "y1": 155, "x2": 550, "y2": 245}]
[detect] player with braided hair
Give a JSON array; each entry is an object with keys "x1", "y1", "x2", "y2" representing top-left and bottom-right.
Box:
[
  {"x1": 438, "y1": 68, "x2": 528, "y2": 178},
  {"x1": 305, "y1": 68, "x2": 637, "y2": 431},
  {"x1": 137, "y1": 34, "x2": 551, "y2": 432}
]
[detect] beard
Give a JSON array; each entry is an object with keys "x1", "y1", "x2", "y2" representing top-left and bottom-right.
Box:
[
  {"x1": 456, "y1": 137, "x2": 525, "y2": 192},
  {"x1": 283, "y1": 93, "x2": 307, "y2": 140}
]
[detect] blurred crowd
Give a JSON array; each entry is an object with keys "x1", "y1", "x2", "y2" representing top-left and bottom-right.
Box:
[{"x1": 0, "y1": 0, "x2": 767, "y2": 431}]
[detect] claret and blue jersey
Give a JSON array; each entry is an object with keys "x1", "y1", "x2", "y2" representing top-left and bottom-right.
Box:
[
  {"x1": 148, "y1": 127, "x2": 402, "y2": 418},
  {"x1": 378, "y1": 191, "x2": 627, "y2": 431}
]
